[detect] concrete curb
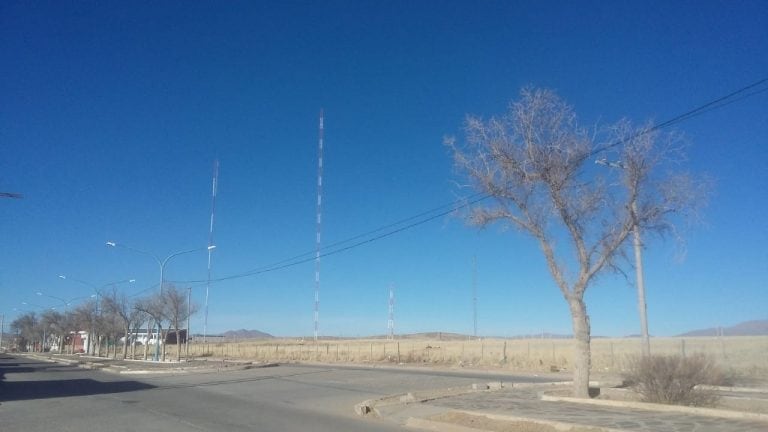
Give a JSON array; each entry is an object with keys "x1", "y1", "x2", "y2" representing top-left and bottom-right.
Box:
[
  {"x1": 406, "y1": 410, "x2": 628, "y2": 432},
  {"x1": 18, "y1": 353, "x2": 279, "y2": 375},
  {"x1": 288, "y1": 360, "x2": 572, "y2": 381},
  {"x1": 102, "y1": 361, "x2": 280, "y2": 375},
  {"x1": 354, "y1": 382, "x2": 508, "y2": 417},
  {"x1": 540, "y1": 393, "x2": 768, "y2": 423},
  {"x1": 697, "y1": 384, "x2": 768, "y2": 394}
]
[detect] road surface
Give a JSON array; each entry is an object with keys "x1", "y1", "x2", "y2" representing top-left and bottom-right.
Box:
[{"x1": 0, "y1": 354, "x2": 552, "y2": 431}]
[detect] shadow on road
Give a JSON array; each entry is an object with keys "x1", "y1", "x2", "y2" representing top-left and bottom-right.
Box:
[
  {"x1": 0, "y1": 355, "x2": 156, "y2": 402},
  {"x1": 0, "y1": 378, "x2": 155, "y2": 402}
]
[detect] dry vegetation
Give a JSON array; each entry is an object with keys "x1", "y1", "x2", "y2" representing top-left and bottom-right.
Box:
[
  {"x1": 187, "y1": 336, "x2": 768, "y2": 380},
  {"x1": 622, "y1": 354, "x2": 725, "y2": 406}
]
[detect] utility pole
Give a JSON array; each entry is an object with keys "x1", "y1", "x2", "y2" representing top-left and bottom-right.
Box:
[
  {"x1": 314, "y1": 109, "x2": 324, "y2": 342},
  {"x1": 472, "y1": 255, "x2": 478, "y2": 340},
  {"x1": 596, "y1": 158, "x2": 650, "y2": 357},
  {"x1": 631, "y1": 201, "x2": 650, "y2": 357},
  {"x1": 388, "y1": 285, "x2": 395, "y2": 340},
  {"x1": 186, "y1": 286, "x2": 191, "y2": 359}
]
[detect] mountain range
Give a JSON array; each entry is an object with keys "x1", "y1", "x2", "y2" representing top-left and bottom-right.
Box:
[
  {"x1": 219, "y1": 319, "x2": 768, "y2": 340},
  {"x1": 676, "y1": 319, "x2": 768, "y2": 337}
]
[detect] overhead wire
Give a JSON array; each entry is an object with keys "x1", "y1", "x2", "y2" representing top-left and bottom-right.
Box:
[{"x1": 172, "y1": 77, "x2": 768, "y2": 286}]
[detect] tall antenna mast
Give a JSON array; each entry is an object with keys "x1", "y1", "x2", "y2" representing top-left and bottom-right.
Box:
[
  {"x1": 314, "y1": 110, "x2": 324, "y2": 342},
  {"x1": 472, "y1": 255, "x2": 478, "y2": 339},
  {"x1": 388, "y1": 284, "x2": 395, "y2": 340},
  {"x1": 203, "y1": 159, "x2": 219, "y2": 344}
]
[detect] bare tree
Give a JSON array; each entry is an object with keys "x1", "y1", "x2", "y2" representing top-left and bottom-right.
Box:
[
  {"x1": 135, "y1": 293, "x2": 167, "y2": 361},
  {"x1": 162, "y1": 284, "x2": 198, "y2": 361},
  {"x1": 11, "y1": 312, "x2": 38, "y2": 352},
  {"x1": 130, "y1": 308, "x2": 149, "y2": 360},
  {"x1": 41, "y1": 310, "x2": 66, "y2": 353},
  {"x1": 101, "y1": 287, "x2": 144, "y2": 359},
  {"x1": 448, "y1": 88, "x2": 703, "y2": 398},
  {"x1": 71, "y1": 301, "x2": 98, "y2": 354}
]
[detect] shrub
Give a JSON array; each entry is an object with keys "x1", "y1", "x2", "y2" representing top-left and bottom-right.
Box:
[{"x1": 622, "y1": 354, "x2": 722, "y2": 406}]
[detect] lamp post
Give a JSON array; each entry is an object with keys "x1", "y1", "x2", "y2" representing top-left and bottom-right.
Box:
[{"x1": 106, "y1": 241, "x2": 215, "y2": 361}]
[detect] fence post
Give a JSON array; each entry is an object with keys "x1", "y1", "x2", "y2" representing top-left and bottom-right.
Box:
[
  {"x1": 397, "y1": 342, "x2": 401, "y2": 363},
  {"x1": 610, "y1": 341, "x2": 615, "y2": 368},
  {"x1": 527, "y1": 341, "x2": 530, "y2": 360},
  {"x1": 552, "y1": 342, "x2": 555, "y2": 362}
]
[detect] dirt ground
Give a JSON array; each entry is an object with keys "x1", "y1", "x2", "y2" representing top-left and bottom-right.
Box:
[{"x1": 429, "y1": 412, "x2": 605, "y2": 432}]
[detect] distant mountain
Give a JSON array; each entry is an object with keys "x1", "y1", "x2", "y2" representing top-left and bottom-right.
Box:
[
  {"x1": 677, "y1": 320, "x2": 768, "y2": 337},
  {"x1": 222, "y1": 329, "x2": 274, "y2": 339}
]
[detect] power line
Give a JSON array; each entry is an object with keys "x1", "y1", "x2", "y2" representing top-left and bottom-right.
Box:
[
  {"x1": 588, "y1": 77, "x2": 768, "y2": 158},
  {"x1": 171, "y1": 77, "x2": 767, "y2": 286}
]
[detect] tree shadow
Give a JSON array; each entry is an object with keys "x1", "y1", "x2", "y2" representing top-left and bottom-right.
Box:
[
  {"x1": 0, "y1": 357, "x2": 156, "y2": 402},
  {"x1": 0, "y1": 378, "x2": 155, "y2": 402}
]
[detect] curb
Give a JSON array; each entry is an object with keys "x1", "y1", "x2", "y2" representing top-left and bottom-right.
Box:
[
  {"x1": 354, "y1": 382, "x2": 508, "y2": 417},
  {"x1": 698, "y1": 384, "x2": 768, "y2": 394},
  {"x1": 105, "y1": 362, "x2": 280, "y2": 375},
  {"x1": 406, "y1": 410, "x2": 628, "y2": 432},
  {"x1": 17, "y1": 353, "x2": 279, "y2": 375},
  {"x1": 540, "y1": 394, "x2": 768, "y2": 423}
]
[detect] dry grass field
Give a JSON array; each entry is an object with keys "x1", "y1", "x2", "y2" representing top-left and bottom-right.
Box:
[{"x1": 187, "y1": 336, "x2": 768, "y2": 379}]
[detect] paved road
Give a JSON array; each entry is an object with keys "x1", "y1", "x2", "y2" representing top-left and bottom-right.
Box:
[{"x1": 0, "y1": 354, "x2": 552, "y2": 432}]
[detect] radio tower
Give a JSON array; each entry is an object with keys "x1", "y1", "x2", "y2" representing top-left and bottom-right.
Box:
[
  {"x1": 388, "y1": 285, "x2": 395, "y2": 340},
  {"x1": 203, "y1": 159, "x2": 219, "y2": 344},
  {"x1": 314, "y1": 110, "x2": 324, "y2": 342}
]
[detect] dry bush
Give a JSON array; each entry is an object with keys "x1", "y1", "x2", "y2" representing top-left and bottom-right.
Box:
[{"x1": 622, "y1": 354, "x2": 724, "y2": 406}]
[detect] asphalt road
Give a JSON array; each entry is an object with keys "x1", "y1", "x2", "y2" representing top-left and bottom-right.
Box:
[{"x1": 0, "y1": 354, "x2": 553, "y2": 431}]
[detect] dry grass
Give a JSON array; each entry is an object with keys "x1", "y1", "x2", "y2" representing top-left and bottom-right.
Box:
[{"x1": 186, "y1": 336, "x2": 768, "y2": 379}]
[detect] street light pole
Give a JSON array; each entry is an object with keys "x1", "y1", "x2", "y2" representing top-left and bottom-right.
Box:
[{"x1": 106, "y1": 242, "x2": 215, "y2": 361}]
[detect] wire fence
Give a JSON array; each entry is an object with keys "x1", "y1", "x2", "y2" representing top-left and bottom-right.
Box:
[{"x1": 187, "y1": 336, "x2": 768, "y2": 376}]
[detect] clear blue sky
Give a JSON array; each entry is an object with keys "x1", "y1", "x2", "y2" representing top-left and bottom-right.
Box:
[{"x1": 2, "y1": 1, "x2": 766, "y2": 338}]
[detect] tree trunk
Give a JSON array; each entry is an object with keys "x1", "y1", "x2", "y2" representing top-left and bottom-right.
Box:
[
  {"x1": 569, "y1": 297, "x2": 591, "y2": 398},
  {"x1": 144, "y1": 321, "x2": 150, "y2": 360},
  {"x1": 161, "y1": 330, "x2": 167, "y2": 361},
  {"x1": 123, "y1": 327, "x2": 129, "y2": 360},
  {"x1": 176, "y1": 326, "x2": 181, "y2": 361}
]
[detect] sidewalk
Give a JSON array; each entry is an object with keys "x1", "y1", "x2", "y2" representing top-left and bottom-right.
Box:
[{"x1": 378, "y1": 383, "x2": 768, "y2": 432}]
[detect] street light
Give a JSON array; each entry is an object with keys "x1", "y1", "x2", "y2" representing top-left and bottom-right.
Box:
[
  {"x1": 106, "y1": 241, "x2": 215, "y2": 361},
  {"x1": 36, "y1": 292, "x2": 95, "y2": 312}
]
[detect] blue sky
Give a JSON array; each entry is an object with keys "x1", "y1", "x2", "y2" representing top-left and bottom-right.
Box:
[{"x1": 2, "y1": 1, "x2": 766, "y2": 338}]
